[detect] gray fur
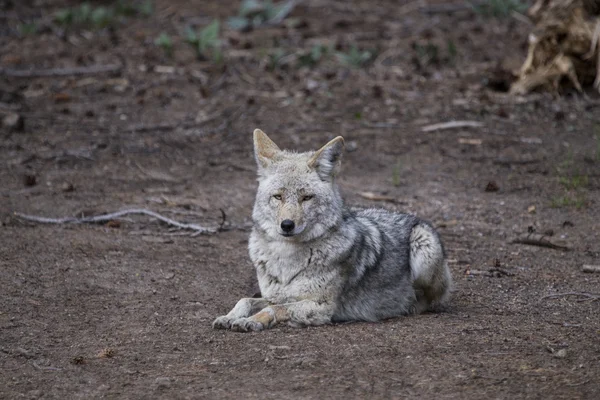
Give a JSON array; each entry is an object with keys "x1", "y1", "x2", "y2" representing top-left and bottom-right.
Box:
[{"x1": 212, "y1": 129, "x2": 452, "y2": 332}]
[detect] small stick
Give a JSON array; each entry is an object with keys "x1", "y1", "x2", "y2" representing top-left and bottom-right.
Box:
[
  {"x1": 421, "y1": 120, "x2": 483, "y2": 132},
  {"x1": 0, "y1": 64, "x2": 122, "y2": 78},
  {"x1": 511, "y1": 233, "x2": 571, "y2": 251},
  {"x1": 582, "y1": 265, "x2": 600, "y2": 274},
  {"x1": 358, "y1": 191, "x2": 404, "y2": 204},
  {"x1": 14, "y1": 209, "x2": 217, "y2": 235}
]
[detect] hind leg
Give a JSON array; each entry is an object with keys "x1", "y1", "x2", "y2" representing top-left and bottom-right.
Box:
[{"x1": 409, "y1": 223, "x2": 452, "y2": 311}]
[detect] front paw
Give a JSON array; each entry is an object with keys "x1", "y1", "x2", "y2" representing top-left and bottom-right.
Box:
[
  {"x1": 230, "y1": 318, "x2": 265, "y2": 333},
  {"x1": 212, "y1": 315, "x2": 235, "y2": 330}
]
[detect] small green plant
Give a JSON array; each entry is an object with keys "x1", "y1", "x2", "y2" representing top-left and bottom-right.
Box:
[
  {"x1": 267, "y1": 48, "x2": 286, "y2": 70},
  {"x1": 185, "y1": 20, "x2": 222, "y2": 63},
  {"x1": 155, "y1": 32, "x2": 173, "y2": 57},
  {"x1": 297, "y1": 44, "x2": 328, "y2": 68},
  {"x1": 559, "y1": 174, "x2": 588, "y2": 191},
  {"x1": 90, "y1": 7, "x2": 115, "y2": 28},
  {"x1": 337, "y1": 45, "x2": 373, "y2": 68},
  {"x1": 413, "y1": 42, "x2": 440, "y2": 68},
  {"x1": 550, "y1": 195, "x2": 587, "y2": 209},
  {"x1": 18, "y1": 22, "x2": 38, "y2": 36},
  {"x1": 447, "y1": 39, "x2": 458, "y2": 65},
  {"x1": 471, "y1": 0, "x2": 528, "y2": 18},
  {"x1": 228, "y1": 0, "x2": 295, "y2": 31},
  {"x1": 54, "y1": 1, "x2": 152, "y2": 29},
  {"x1": 138, "y1": 0, "x2": 154, "y2": 17}
]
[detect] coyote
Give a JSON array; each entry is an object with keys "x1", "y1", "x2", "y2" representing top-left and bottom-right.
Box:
[{"x1": 212, "y1": 129, "x2": 452, "y2": 332}]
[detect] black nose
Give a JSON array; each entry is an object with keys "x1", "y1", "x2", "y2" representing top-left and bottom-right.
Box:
[{"x1": 280, "y1": 219, "x2": 295, "y2": 233}]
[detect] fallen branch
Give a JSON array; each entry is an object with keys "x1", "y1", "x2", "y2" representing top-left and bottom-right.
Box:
[
  {"x1": 582, "y1": 265, "x2": 600, "y2": 273},
  {"x1": 541, "y1": 292, "x2": 600, "y2": 302},
  {"x1": 511, "y1": 233, "x2": 571, "y2": 251},
  {"x1": 358, "y1": 191, "x2": 404, "y2": 204},
  {"x1": 14, "y1": 209, "x2": 218, "y2": 235},
  {"x1": 421, "y1": 120, "x2": 483, "y2": 132},
  {"x1": 0, "y1": 64, "x2": 122, "y2": 78}
]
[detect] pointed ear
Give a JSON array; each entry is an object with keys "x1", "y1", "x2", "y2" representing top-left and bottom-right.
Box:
[
  {"x1": 308, "y1": 136, "x2": 345, "y2": 181},
  {"x1": 253, "y1": 129, "x2": 281, "y2": 169}
]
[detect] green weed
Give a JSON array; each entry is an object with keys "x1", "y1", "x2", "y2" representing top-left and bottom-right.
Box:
[
  {"x1": 336, "y1": 45, "x2": 373, "y2": 68},
  {"x1": 155, "y1": 32, "x2": 173, "y2": 57},
  {"x1": 18, "y1": 22, "x2": 38, "y2": 36},
  {"x1": 298, "y1": 44, "x2": 328, "y2": 68},
  {"x1": 471, "y1": 0, "x2": 528, "y2": 18},
  {"x1": 413, "y1": 42, "x2": 439, "y2": 68},
  {"x1": 228, "y1": 0, "x2": 295, "y2": 31},
  {"x1": 54, "y1": 1, "x2": 152, "y2": 29},
  {"x1": 267, "y1": 48, "x2": 286, "y2": 70},
  {"x1": 185, "y1": 20, "x2": 222, "y2": 63},
  {"x1": 550, "y1": 195, "x2": 587, "y2": 209},
  {"x1": 559, "y1": 174, "x2": 588, "y2": 191}
]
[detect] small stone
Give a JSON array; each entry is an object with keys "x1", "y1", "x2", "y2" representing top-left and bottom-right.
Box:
[
  {"x1": 15, "y1": 347, "x2": 35, "y2": 359},
  {"x1": 23, "y1": 173, "x2": 37, "y2": 187},
  {"x1": 346, "y1": 141, "x2": 358, "y2": 152},
  {"x1": 485, "y1": 181, "x2": 499, "y2": 192},
  {"x1": 155, "y1": 377, "x2": 171, "y2": 389},
  {"x1": 61, "y1": 182, "x2": 74, "y2": 192},
  {"x1": 554, "y1": 349, "x2": 567, "y2": 358},
  {"x1": 2, "y1": 112, "x2": 24, "y2": 132}
]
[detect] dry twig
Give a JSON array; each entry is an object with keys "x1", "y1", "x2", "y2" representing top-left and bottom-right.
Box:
[
  {"x1": 358, "y1": 191, "x2": 404, "y2": 203},
  {"x1": 511, "y1": 233, "x2": 571, "y2": 251},
  {"x1": 421, "y1": 120, "x2": 483, "y2": 132},
  {"x1": 14, "y1": 209, "x2": 218, "y2": 235},
  {"x1": 582, "y1": 265, "x2": 600, "y2": 273}
]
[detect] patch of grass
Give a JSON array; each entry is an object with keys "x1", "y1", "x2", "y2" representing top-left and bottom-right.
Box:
[
  {"x1": 471, "y1": 0, "x2": 528, "y2": 18},
  {"x1": 297, "y1": 44, "x2": 328, "y2": 68},
  {"x1": 154, "y1": 32, "x2": 173, "y2": 57},
  {"x1": 550, "y1": 195, "x2": 587, "y2": 209},
  {"x1": 336, "y1": 45, "x2": 373, "y2": 68},
  {"x1": 185, "y1": 20, "x2": 222, "y2": 63},
  {"x1": 54, "y1": 1, "x2": 153, "y2": 29},
  {"x1": 551, "y1": 151, "x2": 589, "y2": 209},
  {"x1": 413, "y1": 42, "x2": 439, "y2": 68},
  {"x1": 137, "y1": 0, "x2": 154, "y2": 17},
  {"x1": 559, "y1": 174, "x2": 588, "y2": 191},
  {"x1": 266, "y1": 48, "x2": 286, "y2": 70},
  {"x1": 227, "y1": 0, "x2": 295, "y2": 31},
  {"x1": 18, "y1": 22, "x2": 38, "y2": 36},
  {"x1": 447, "y1": 39, "x2": 458, "y2": 65}
]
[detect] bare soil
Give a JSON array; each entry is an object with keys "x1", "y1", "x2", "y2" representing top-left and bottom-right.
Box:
[{"x1": 1, "y1": 1, "x2": 599, "y2": 398}]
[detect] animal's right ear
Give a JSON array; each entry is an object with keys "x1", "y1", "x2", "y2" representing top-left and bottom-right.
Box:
[{"x1": 253, "y1": 129, "x2": 281, "y2": 169}]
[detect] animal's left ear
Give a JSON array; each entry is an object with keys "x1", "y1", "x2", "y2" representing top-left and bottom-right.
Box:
[{"x1": 308, "y1": 136, "x2": 345, "y2": 181}]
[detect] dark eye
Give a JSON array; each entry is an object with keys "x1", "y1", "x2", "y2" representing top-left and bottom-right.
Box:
[
  {"x1": 273, "y1": 194, "x2": 282, "y2": 200},
  {"x1": 301, "y1": 195, "x2": 314, "y2": 202}
]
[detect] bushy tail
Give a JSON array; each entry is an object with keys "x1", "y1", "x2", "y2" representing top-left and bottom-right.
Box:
[{"x1": 409, "y1": 223, "x2": 452, "y2": 311}]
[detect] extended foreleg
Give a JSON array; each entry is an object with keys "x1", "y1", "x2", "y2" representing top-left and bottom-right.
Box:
[
  {"x1": 230, "y1": 300, "x2": 334, "y2": 332},
  {"x1": 212, "y1": 297, "x2": 271, "y2": 330}
]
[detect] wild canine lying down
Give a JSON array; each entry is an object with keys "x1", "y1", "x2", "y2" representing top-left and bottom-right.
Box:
[{"x1": 212, "y1": 129, "x2": 452, "y2": 332}]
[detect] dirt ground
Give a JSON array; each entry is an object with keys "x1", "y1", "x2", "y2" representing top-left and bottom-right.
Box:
[{"x1": 1, "y1": 0, "x2": 599, "y2": 398}]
